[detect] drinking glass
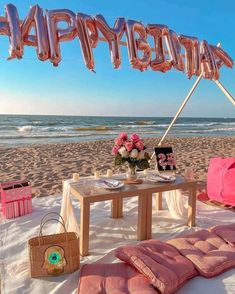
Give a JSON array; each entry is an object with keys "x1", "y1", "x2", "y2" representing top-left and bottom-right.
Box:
[{"x1": 184, "y1": 167, "x2": 195, "y2": 180}]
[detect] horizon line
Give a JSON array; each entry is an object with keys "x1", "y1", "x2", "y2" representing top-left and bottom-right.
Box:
[{"x1": 0, "y1": 113, "x2": 234, "y2": 119}]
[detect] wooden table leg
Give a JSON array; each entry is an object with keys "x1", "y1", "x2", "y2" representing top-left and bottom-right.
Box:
[
  {"x1": 188, "y1": 183, "x2": 197, "y2": 227},
  {"x1": 117, "y1": 197, "x2": 123, "y2": 218},
  {"x1": 145, "y1": 192, "x2": 153, "y2": 239},
  {"x1": 137, "y1": 194, "x2": 147, "y2": 241},
  {"x1": 80, "y1": 200, "x2": 90, "y2": 256},
  {"x1": 111, "y1": 199, "x2": 118, "y2": 218},
  {"x1": 155, "y1": 192, "x2": 163, "y2": 210},
  {"x1": 111, "y1": 198, "x2": 123, "y2": 218}
]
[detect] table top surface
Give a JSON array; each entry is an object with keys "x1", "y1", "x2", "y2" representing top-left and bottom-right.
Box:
[{"x1": 69, "y1": 172, "x2": 197, "y2": 201}]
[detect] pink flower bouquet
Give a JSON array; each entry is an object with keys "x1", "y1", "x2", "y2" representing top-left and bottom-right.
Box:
[{"x1": 112, "y1": 133, "x2": 150, "y2": 170}]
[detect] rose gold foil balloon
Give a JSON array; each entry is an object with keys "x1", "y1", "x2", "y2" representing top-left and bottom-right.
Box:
[
  {"x1": 77, "y1": 13, "x2": 98, "y2": 71},
  {"x1": 200, "y1": 40, "x2": 219, "y2": 80},
  {"x1": 21, "y1": 5, "x2": 50, "y2": 61},
  {"x1": 5, "y1": 4, "x2": 23, "y2": 60},
  {"x1": 167, "y1": 30, "x2": 184, "y2": 72},
  {"x1": 0, "y1": 16, "x2": 9, "y2": 35},
  {"x1": 147, "y1": 26, "x2": 184, "y2": 73},
  {"x1": 46, "y1": 9, "x2": 77, "y2": 66},
  {"x1": 147, "y1": 24, "x2": 172, "y2": 72},
  {"x1": 77, "y1": 13, "x2": 98, "y2": 49},
  {"x1": 21, "y1": 6, "x2": 37, "y2": 46},
  {"x1": 179, "y1": 35, "x2": 200, "y2": 78},
  {"x1": 210, "y1": 45, "x2": 233, "y2": 69},
  {"x1": 126, "y1": 20, "x2": 151, "y2": 71},
  {"x1": 95, "y1": 15, "x2": 125, "y2": 69}
]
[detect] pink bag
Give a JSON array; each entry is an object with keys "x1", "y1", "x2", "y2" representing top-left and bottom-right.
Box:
[
  {"x1": 207, "y1": 157, "x2": 235, "y2": 206},
  {"x1": 0, "y1": 180, "x2": 32, "y2": 219}
]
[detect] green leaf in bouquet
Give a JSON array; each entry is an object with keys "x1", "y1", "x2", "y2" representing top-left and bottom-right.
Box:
[
  {"x1": 137, "y1": 159, "x2": 150, "y2": 170},
  {"x1": 115, "y1": 154, "x2": 123, "y2": 166},
  {"x1": 144, "y1": 152, "x2": 151, "y2": 160}
]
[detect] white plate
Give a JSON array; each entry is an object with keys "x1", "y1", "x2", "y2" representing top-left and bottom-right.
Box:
[
  {"x1": 95, "y1": 179, "x2": 124, "y2": 190},
  {"x1": 147, "y1": 175, "x2": 176, "y2": 183}
]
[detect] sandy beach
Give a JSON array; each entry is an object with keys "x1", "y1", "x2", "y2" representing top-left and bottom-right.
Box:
[{"x1": 0, "y1": 136, "x2": 234, "y2": 197}]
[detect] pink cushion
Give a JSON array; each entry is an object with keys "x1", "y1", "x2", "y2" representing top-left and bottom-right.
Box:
[
  {"x1": 78, "y1": 263, "x2": 157, "y2": 294},
  {"x1": 207, "y1": 157, "x2": 235, "y2": 205},
  {"x1": 115, "y1": 240, "x2": 197, "y2": 294},
  {"x1": 210, "y1": 224, "x2": 235, "y2": 247},
  {"x1": 167, "y1": 229, "x2": 235, "y2": 278}
]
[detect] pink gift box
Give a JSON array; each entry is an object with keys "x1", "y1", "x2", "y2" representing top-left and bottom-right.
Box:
[{"x1": 0, "y1": 180, "x2": 32, "y2": 219}]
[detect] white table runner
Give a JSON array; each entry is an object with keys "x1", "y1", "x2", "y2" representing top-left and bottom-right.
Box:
[{"x1": 56, "y1": 179, "x2": 80, "y2": 235}]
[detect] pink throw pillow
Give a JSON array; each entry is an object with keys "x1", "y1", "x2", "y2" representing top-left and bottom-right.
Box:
[
  {"x1": 78, "y1": 263, "x2": 157, "y2": 294},
  {"x1": 210, "y1": 224, "x2": 235, "y2": 247},
  {"x1": 115, "y1": 240, "x2": 197, "y2": 294},
  {"x1": 167, "y1": 229, "x2": 235, "y2": 278}
]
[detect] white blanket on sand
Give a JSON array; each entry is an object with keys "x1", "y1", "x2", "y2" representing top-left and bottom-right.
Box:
[{"x1": 1, "y1": 195, "x2": 235, "y2": 294}]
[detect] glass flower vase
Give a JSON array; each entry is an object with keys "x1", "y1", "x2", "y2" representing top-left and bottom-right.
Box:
[{"x1": 126, "y1": 165, "x2": 137, "y2": 181}]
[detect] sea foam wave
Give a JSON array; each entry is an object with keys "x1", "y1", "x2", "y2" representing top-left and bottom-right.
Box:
[
  {"x1": 17, "y1": 125, "x2": 71, "y2": 133},
  {"x1": 185, "y1": 127, "x2": 235, "y2": 133},
  {"x1": 17, "y1": 125, "x2": 33, "y2": 132}
]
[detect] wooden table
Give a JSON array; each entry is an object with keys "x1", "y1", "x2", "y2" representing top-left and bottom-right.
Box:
[
  {"x1": 69, "y1": 175, "x2": 197, "y2": 256},
  {"x1": 110, "y1": 175, "x2": 197, "y2": 240}
]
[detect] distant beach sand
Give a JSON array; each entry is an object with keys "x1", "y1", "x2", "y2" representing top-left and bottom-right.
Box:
[{"x1": 0, "y1": 136, "x2": 234, "y2": 197}]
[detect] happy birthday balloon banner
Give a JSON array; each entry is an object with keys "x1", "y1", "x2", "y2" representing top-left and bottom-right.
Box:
[{"x1": 0, "y1": 4, "x2": 233, "y2": 80}]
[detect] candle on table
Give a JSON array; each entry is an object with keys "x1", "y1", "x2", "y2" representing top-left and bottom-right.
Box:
[
  {"x1": 94, "y1": 171, "x2": 100, "y2": 179},
  {"x1": 143, "y1": 169, "x2": 149, "y2": 175},
  {"x1": 73, "y1": 173, "x2": 80, "y2": 181},
  {"x1": 106, "y1": 169, "x2": 113, "y2": 177}
]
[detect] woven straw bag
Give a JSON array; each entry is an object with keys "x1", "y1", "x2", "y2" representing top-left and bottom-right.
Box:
[{"x1": 28, "y1": 212, "x2": 80, "y2": 278}]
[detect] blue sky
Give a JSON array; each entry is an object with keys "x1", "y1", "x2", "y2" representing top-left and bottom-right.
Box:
[{"x1": 0, "y1": 0, "x2": 234, "y2": 117}]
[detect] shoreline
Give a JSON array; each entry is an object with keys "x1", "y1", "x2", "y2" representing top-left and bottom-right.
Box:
[
  {"x1": 1, "y1": 134, "x2": 235, "y2": 149},
  {"x1": 0, "y1": 136, "x2": 234, "y2": 197}
]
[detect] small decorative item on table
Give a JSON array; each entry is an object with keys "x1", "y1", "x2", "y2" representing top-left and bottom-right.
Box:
[
  {"x1": 112, "y1": 133, "x2": 150, "y2": 184},
  {"x1": 106, "y1": 169, "x2": 113, "y2": 177},
  {"x1": 72, "y1": 173, "x2": 80, "y2": 181},
  {"x1": 155, "y1": 147, "x2": 176, "y2": 172},
  {"x1": 143, "y1": 168, "x2": 150, "y2": 175},
  {"x1": 94, "y1": 171, "x2": 100, "y2": 179}
]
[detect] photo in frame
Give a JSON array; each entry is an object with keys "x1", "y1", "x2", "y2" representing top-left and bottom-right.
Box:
[{"x1": 155, "y1": 147, "x2": 176, "y2": 172}]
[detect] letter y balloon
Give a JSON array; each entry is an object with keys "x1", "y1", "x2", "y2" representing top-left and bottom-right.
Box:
[{"x1": 95, "y1": 14, "x2": 125, "y2": 69}]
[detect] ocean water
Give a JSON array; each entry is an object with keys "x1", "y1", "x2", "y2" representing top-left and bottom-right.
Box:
[{"x1": 0, "y1": 115, "x2": 234, "y2": 146}]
